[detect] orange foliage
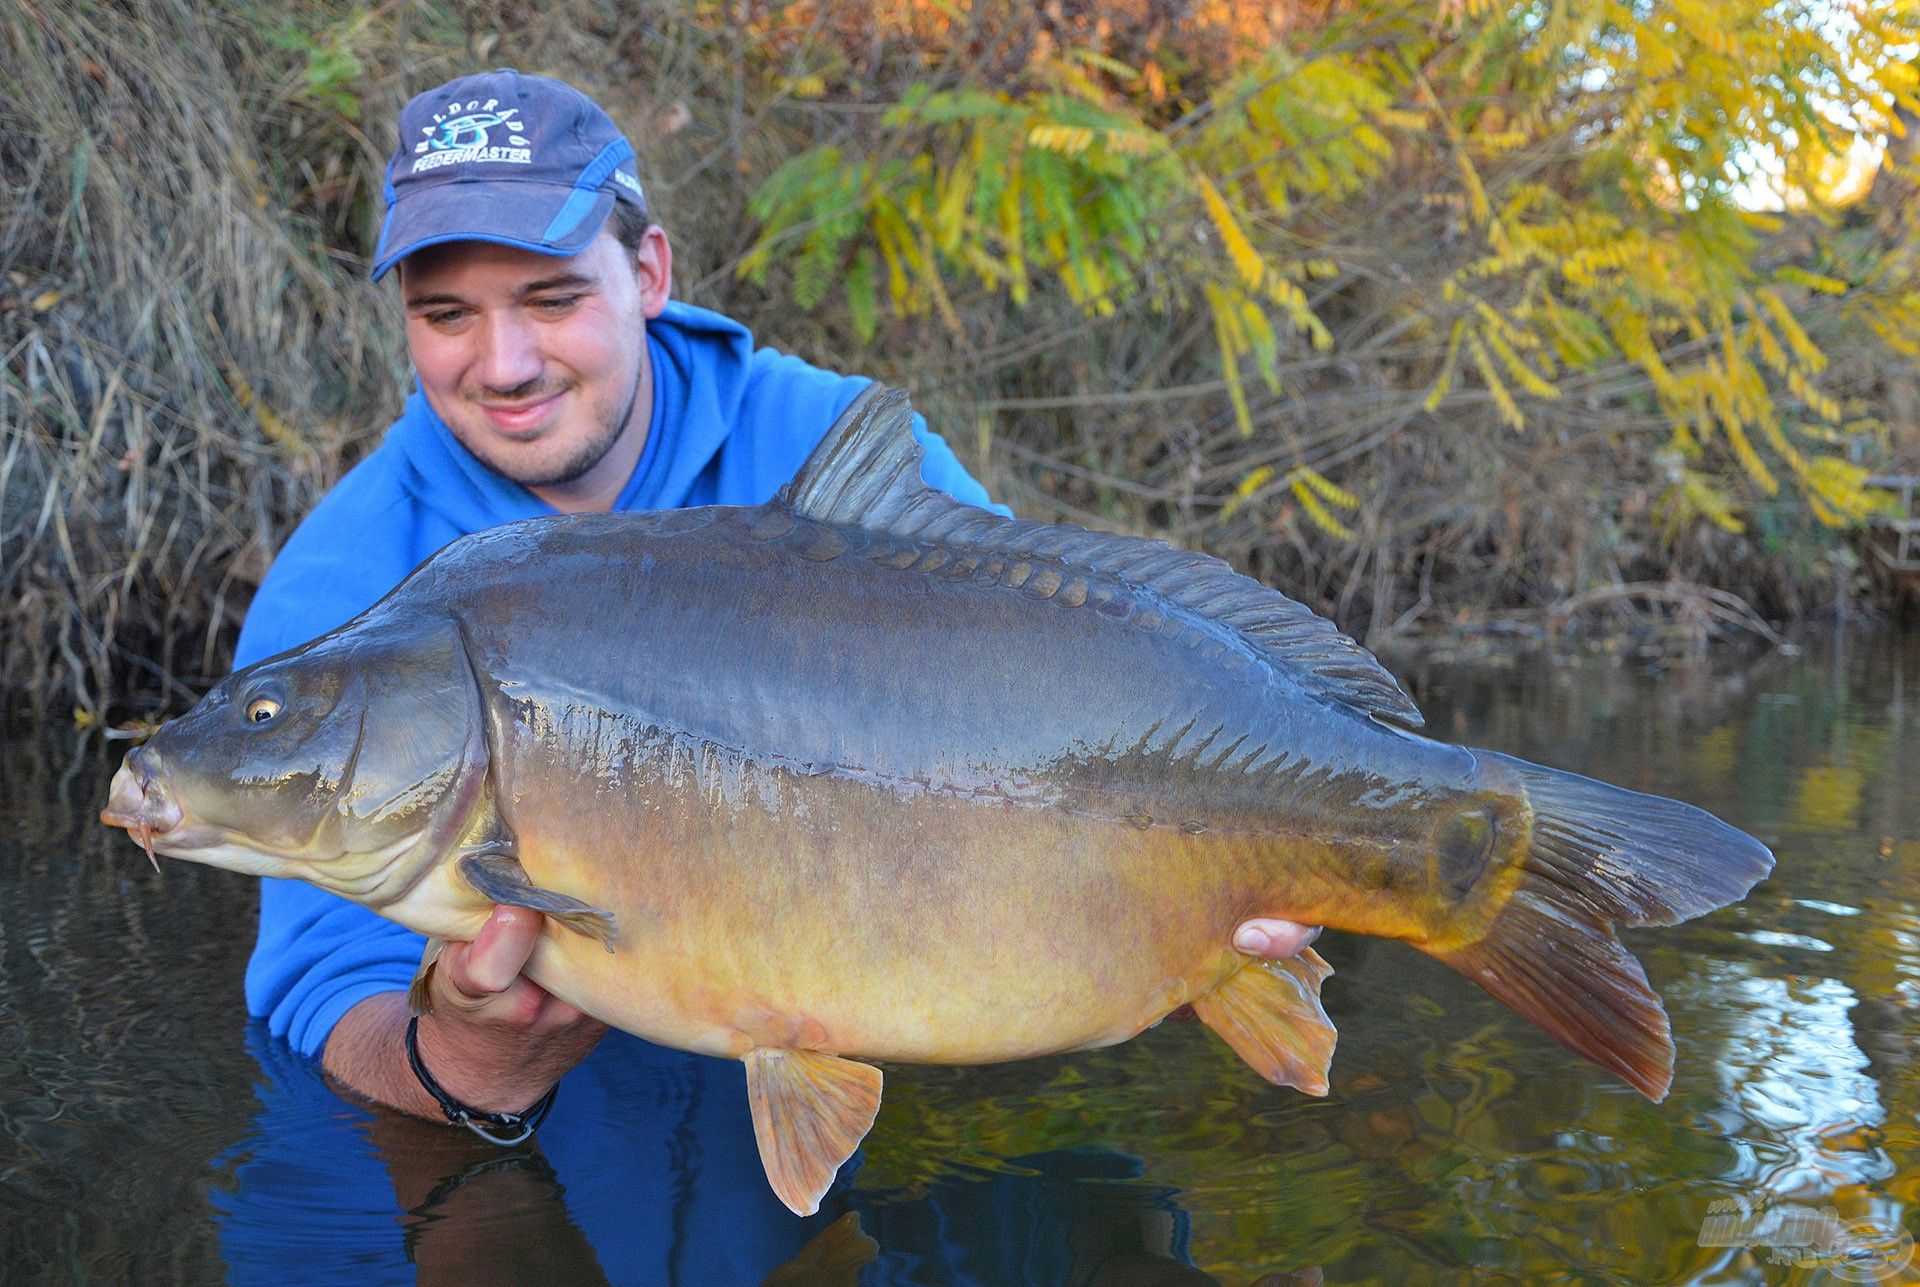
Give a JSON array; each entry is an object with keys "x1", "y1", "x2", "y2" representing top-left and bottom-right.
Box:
[{"x1": 734, "y1": 0, "x2": 1337, "y2": 98}]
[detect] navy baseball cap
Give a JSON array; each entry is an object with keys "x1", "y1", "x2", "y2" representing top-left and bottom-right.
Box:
[{"x1": 372, "y1": 69, "x2": 648, "y2": 280}]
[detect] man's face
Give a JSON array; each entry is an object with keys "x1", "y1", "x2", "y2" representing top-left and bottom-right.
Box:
[{"x1": 400, "y1": 224, "x2": 672, "y2": 507}]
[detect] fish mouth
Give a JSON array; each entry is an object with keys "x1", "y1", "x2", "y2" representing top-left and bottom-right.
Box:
[{"x1": 100, "y1": 756, "x2": 187, "y2": 872}]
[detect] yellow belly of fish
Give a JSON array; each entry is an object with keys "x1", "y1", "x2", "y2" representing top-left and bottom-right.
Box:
[{"x1": 507, "y1": 767, "x2": 1286, "y2": 1066}]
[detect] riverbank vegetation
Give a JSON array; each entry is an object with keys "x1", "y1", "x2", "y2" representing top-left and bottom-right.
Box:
[{"x1": 5, "y1": 0, "x2": 1918, "y2": 719}]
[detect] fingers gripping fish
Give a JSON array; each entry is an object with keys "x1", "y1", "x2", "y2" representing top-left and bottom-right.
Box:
[{"x1": 102, "y1": 387, "x2": 1772, "y2": 1216}]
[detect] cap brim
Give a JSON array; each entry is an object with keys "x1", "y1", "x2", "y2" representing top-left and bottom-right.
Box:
[{"x1": 372, "y1": 180, "x2": 617, "y2": 281}]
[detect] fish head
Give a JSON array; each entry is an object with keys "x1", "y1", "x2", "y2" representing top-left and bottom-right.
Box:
[{"x1": 101, "y1": 616, "x2": 489, "y2": 905}]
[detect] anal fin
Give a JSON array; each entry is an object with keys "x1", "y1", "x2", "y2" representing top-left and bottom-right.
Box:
[
  {"x1": 1190, "y1": 949, "x2": 1337, "y2": 1096},
  {"x1": 761, "y1": 1211, "x2": 880, "y2": 1285},
  {"x1": 459, "y1": 851, "x2": 618, "y2": 950},
  {"x1": 745, "y1": 1048, "x2": 883, "y2": 1217}
]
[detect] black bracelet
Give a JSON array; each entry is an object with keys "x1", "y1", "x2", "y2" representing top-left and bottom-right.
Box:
[{"x1": 404, "y1": 1015, "x2": 558, "y2": 1147}]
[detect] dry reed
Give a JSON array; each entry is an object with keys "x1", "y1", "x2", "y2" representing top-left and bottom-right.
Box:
[{"x1": 2, "y1": 0, "x2": 1911, "y2": 722}]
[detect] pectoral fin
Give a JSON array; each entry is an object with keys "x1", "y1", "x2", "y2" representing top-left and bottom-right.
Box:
[
  {"x1": 408, "y1": 938, "x2": 446, "y2": 1016},
  {"x1": 458, "y1": 851, "x2": 618, "y2": 950},
  {"x1": 1191, "y1": 948, "x2": 1337, "y2": 1096},
  {"x1": 744, "y1": 1048, "x2": 883, "y2": 1217}
]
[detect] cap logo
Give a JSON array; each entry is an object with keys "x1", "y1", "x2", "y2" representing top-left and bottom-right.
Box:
[{"x1": 411, "y1": 98, "x2": 533, "y2": 173}]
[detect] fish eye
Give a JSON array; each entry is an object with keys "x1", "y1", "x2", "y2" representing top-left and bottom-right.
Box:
[{"x1": 245, "y1": 697, "x2": 281, "y2": 724}]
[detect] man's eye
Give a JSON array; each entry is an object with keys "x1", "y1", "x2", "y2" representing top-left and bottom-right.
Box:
[
  {"x1": 532, "y1": 295, "x2": 582, "y2": 314},
  {"x1": 425, "y1": 309, "x2": 469, "y2": 326}
]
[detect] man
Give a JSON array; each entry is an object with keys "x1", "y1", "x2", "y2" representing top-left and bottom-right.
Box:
[{"x1": 238, "y1": 69, "x2": 1319, "y2": 1152}]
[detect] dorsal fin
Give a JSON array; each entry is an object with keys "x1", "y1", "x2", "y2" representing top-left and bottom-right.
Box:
[{"x1": 776, "y1": 385, "x2": 1424, "y2": 728}]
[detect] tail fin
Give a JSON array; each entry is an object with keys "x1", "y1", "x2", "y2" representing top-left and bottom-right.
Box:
[{"x1": 1425, "y1": 752, "x2": 1773, "y2": 1101}]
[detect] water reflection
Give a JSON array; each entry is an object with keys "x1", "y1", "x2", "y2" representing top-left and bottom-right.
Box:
[
  {"x1": 216, "y1": 1024, "x2": 1245, "y2": 1285},
  {"x1": 217, "y1": 1026, "x2": 812, "y2": 1285},
  {"x1": 1, "y1": 629, "x2": 1916, "y2": 1282}
]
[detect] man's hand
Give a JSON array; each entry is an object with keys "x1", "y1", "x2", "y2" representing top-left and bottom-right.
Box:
[
  {"x1": 1232, "y1": 918, "x2": 1322, "y2": 960},
  {"x1": 322, "y1": 905, "x2": 608, "y2": 1121}
]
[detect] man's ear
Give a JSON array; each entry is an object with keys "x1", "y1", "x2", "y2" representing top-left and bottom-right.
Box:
[{"x1": 635, "y1": 224, "x2": 673, "y2": 319}]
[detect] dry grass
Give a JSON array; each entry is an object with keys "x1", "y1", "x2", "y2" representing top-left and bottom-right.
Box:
[
  {"x1": 1, "y1": 0, "x2": 398, "y2": 718},
  {"x1": 2, "y1": 0, "x2": 1910, "y2": 721}
]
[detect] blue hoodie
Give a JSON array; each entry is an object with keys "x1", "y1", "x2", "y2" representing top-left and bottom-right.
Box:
[{"x1": 235, "y1": 300, "x2": 1002, "y2": 1057}]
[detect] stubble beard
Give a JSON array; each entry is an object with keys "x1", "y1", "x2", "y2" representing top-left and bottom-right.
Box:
[{"x1": 467, "y1": 368, "x2": 645, "y2": 491}]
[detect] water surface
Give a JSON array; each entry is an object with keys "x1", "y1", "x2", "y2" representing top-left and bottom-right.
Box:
[{"x1": 2, "y1": 630, "x2": 1915, "y2": 1283}]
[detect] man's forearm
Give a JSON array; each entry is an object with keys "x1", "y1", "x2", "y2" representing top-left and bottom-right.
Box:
[
  {"x1": 323, "y1": 992, "x2": 455, "y2": 1119},
  {"x1": 323, "y1": 991, "x2": 604, "y2": 1120},
  {"x1": 320, "y1": 910, "x2": 608, "y2": 1122}
]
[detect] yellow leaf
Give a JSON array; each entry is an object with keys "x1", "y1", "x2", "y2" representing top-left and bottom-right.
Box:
[
  {"x1": 1454, "y1": 149, "x2": 1491, "y2": 225},
  {"x1": 1475, "y1": 130, "x2": 1531, "y2": 151},
  {"x1": 1804, "y1": 455, "x2": 1886, "y2": 522},
  {"x1": 933, "y1": 155, "x2": 973, "y2": 256},
  {"x1": 1372, "y1": 107, "x2": 1429, "y2": 131},
  {"x1": 1292, "y1": 466, "x2": 1359, "y2": 510},
  {"x1": 1681, "y1": 471, "x2": 1747, "y2": 533},
  {"x1": 1219, "y1": 464, "x2": 1276, "y2": 521},
  {"x1": 1467, "y1": 331, "x2": 1524, "y2": 430},
  {"x1": 1786, "y1": 367, "x2": 1841, "y2": 422},
  {"x1": 30, "y1": 289, "x2": 59, "y2": 312},
  {"x1": 1722, "y1": 419, "x2": 1777, "y2": 495},
  {"x1": 872, "y1": 204, "x2": 914, "y2": 312},
  {"x1": 1425, "y1": 319, "x2": 1467, "y2": 412},
  {"x1": 1195, "y1": 172, "x2": 1267, "y2": 292},
  {"x1": 1745, "y1": 296, "x2": 1789, "y2": 374},
  {"x1": 1066, "y1": 47, "x2": 1142, "y2": 83},
  {"x1": 1206, "y1": 283, "x2": 1255, "y2": 438},
  {"x1": 1774, "y1": 266, "x2": 1849, "y2": 295},
  {"x1": 1027, "y1": 124, "x2": 1094, "y2": 155},
  {"x1": 1490, "y1": 329, "x2": 1555, "y2": 401},
  {"x1": 224, "y1": 363, "x2": 305, "y2": 452},
  {"x1": 1101, "y1": 127, "x2": 1161, "y2": 157},
  {"x1": 1291, "y1": 476, "x2": 1354, "y2": 539},
  {"x1": 1237, "y1": 293, "x2": 1281, "y2": 391}
]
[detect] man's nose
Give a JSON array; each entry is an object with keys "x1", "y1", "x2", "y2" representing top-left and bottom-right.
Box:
[{"x1": 476, "y1": 313, "x2": 544, "y2": 391}]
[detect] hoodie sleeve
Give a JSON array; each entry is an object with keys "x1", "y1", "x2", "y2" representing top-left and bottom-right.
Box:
[
  {"x1": 246, "y1": 881, "x2": 423, "y2": 1058},
  {"x1": 742, "y1": 353, "x2": 1012, "y2": 517},
  {"x1": 908, "y1": 409, "x2": 1008, "y2": 517},
  {"x1": 234, "y1": 465, "x2": 434, "y2": 1059}
]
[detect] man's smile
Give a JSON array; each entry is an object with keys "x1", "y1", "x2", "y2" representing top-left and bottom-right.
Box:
[{"x1": 477, "y1": 389, "x2": 568, "y2": 437}]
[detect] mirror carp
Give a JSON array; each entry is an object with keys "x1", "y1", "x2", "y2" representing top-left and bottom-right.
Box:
[{"x1": 102, "y1": 386, "x2": 1773, "y2": 1215}]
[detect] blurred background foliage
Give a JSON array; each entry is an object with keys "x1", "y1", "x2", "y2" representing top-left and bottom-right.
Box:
[{"x1": 3, "y1": 0, "x2": 1919, "y2": 720}]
